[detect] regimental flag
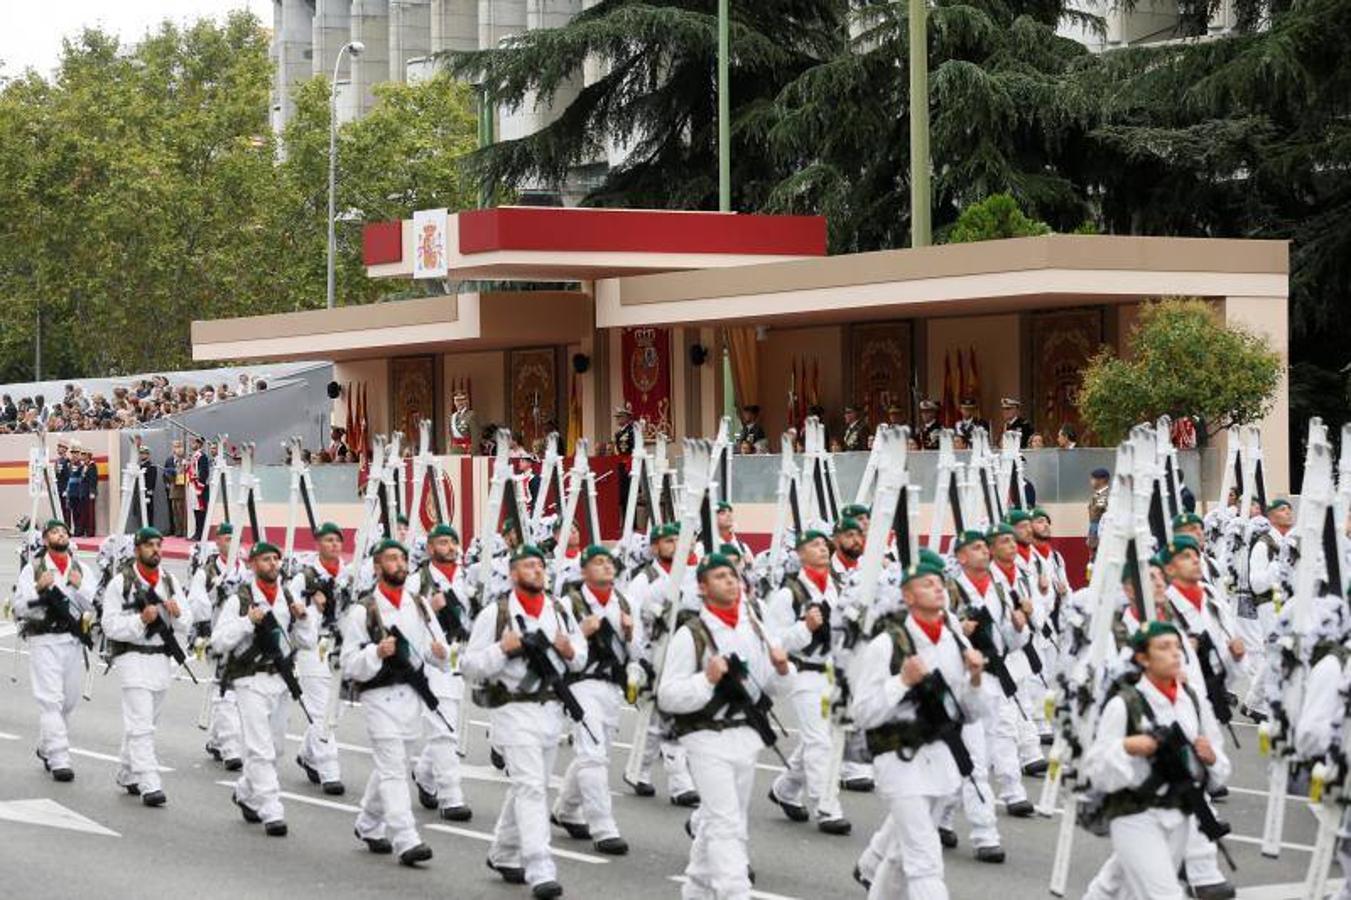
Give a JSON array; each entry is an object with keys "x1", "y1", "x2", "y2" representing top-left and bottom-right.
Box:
[
  {"x1": 345, "y1": 382, "x2": 355, "y2": 451},
  {"x1": 967, "y1": 344, "x2": 981, "y2": 405},
  {"x1": 941, "y1": 352, "x2": 957, "y2": 426},
  {"x1": 566, "y1": 371, "x2": 582, "y2": 455},
  {"x1": 957, "y1": 348, "x2": 969, "y2": 405},
  {"x1": 809, "y1": 358, "x2": 820, "y2": 407}
]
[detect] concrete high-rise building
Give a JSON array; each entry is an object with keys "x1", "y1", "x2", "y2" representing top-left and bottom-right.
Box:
[{"x1": 1059, "y1": 0, "x2": 1240, "y2": 50}]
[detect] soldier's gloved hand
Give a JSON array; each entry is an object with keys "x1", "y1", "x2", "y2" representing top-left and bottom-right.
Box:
[
  {"x1": 704, "y1": 654, "x2": 729, "y2": 685},
  {"x1": 804, "y1": 606, "x2": 824, "y2": 632}
]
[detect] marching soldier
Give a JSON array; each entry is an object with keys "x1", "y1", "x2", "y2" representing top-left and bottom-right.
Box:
[
  {"x1": 852, "y1": 556, "x2": 990, "y2": 899},
  {"x1": 410, "y1": 523, "x2": 473, "y2": 821},
  {"x1": 998, "y1": 398, "x2": 1033, "y2": 448},
  {"x1": 842, "y1": 405, "x2": 871, "y2": 452},
  {"x1": 14, "y1": 519, "x2": 95, "y2": 782},
  {"x1": 1081, "y1": 621, "x2": 1230, "y2": 900},
  {"x1": 954, "y1": 399, "x2": 989, "y2": 446},
  {"x1": 188, "y1": 523, "x2": 246, "y2": 770},
  {"x1": 658, "y1": 553, "x2": 792, "y2": 899},
  {"x1": 713, "y1": 502, "x2": 753, "y2": 562},
  {"x1": 214, "y1": 542, "x2": 317, "y2": 837},
  {"x1": 766, "y1": 529, "x2": 852, "y2": 835},
  {"x1": 289, "y1": 522, "x2": 349, "y2": 795},
  {"x1": 1239, "y1": 498, "x2": 1295, "y2": 721},
  {"x1": 917, "y1": 400, "x2": 942, "y2": 450},
  {"x1": 340, "y1": 538, "x2": 443, "y2": 867},
  {"x1": 462, "y1": 544, "x2": 587, "y2": 899},
  {"x1": 989, "y1": 517, "x2": 1048, "y2": 774},
  {"x1": 101, "y1": 527, "x2": 193, "y2": 806},
  {"x1": 552, "y1": 545, "x2": 641, "y2": 855}
]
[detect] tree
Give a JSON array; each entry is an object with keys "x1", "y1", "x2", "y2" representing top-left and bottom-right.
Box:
[
  {"x1": 944, "y1": 193, "x2": 1051, "y2": 243},
  {"x1": 1077, "y1": 298, "x2": 1282, "y2": 444}
]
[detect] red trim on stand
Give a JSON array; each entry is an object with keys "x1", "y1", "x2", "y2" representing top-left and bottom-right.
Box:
[{"x1": 362, "y1": 221, "x2": 404, "y2": 265}]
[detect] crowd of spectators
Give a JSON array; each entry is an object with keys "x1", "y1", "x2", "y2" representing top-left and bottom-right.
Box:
[{"x1": 0, "y1": 373, "x2": 266, "y2": 435}]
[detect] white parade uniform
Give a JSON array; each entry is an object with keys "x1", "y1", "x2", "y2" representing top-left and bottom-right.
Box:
[
  {"x1": 410, "y1": 561, "x2": 472, "y2": 813},
  {"x1": 340, "y1": 582, "x2": 451, "y2": 856},
  {"x1": 101, "y1": 563, "x2": 193, "y2": 796},
  {"x1": 1240, "y1": 525, "x2": 1292, "y2": 715},
  {"x1": 992, "y1": 560, "x2": 1047, "y2": 766},
  {"x1": 851, "y1": 613, "x2": 992, "y2": 900},
  {"x1": 462, "y1": 590, "x2": 588, "y2": 890},
  {"x1": 1081, "y1": 677, "x2": 1231, "y2": 900},
  {"x1": 14, "y1": 551, "x2": 94, "y2": 773},
  {"x1": 832, "y1": 553, "x2": 876, "y2": 788},
  {"x1": 188, "y1": 553, "x2": 246, "y2": 763},
  {"x1": 552, "y1": 583, "x2": 645, "y2": 841},
  {"x1": 288, "y1": 559, "x2": 347, "y2": 786},
  {"x1": 765, "y1": 567, "x2": 846, "y2": 822},
  {"x1": 658, "y1": 604, "x2": 791, "y2": 900},
  {"x1": 212, "y1": 577, "x2": 317, "y2": 825},
  {"x1": 628, "y1": 559, "x2": 698, "y2": 796},
  {"x1": 1295, "y1": 643, "x2": 1351, "y2": 900}
]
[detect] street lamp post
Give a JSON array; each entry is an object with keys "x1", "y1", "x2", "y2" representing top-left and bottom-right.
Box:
[
  {"x1": 909, "y1": 0, "x2": 931, "y2": 247},
  {"x1": 327, "y1": 40, "x2": 365, "y2": 311},
  {"x1": 717, "y1": 0, "x2": 730, "y2": 212}
]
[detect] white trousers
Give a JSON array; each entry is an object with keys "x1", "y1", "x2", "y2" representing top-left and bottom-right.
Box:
[
  {"x1": 234, "y1": 677, "x2": 289, "y2": 824},
  {"x1": 298, "y1": 673, "x2": 340, "y2": 781},
  {"x1": 412, "y1": 696, "x2": 465, "y2": 809},
  {"x1": 772, "y1": 672, "x2": 842, "y2": 819},
  {"x1": 1239, "y1": 605, "x2": 1276, "y2": 713},
  {"x1": 857, "y1": 814, "x2": 895, "y2": 885},
  {"x1": 869, "y1": 776, "x2": 949, "y2": 900},
  {"x1": 680, "y1": 729, "x2": 760, "y2": 900},
  {"x1": 207, "y1": 683, "x2": 242, "y2": 761},
  {"x1": 935, "y1": 720, "x2": 1000, "y2": 849},
  {"x1": 554, "y1": 680, "x2": 622, "y2": 840},
  {"x1": 639, "y1": 712, "x2": 695, "y2": 796},
  {"x1": 355, "y1": 685, "x2": 423, "y2": 855},
  {"x1": 490, "y1": 740, "x2": 560, "y2": 887},
  {"x1": 990, "y1": 694, "x2": 1029, "y2": 804},
  {"x1": 30, "y1": 640, "x2": 82, "y2": 769},
  {"x1": 1183, "y1": 811, "x2": 1225, "y2": 887},
  {"x1": 1083, "y1": 809, "x2": 1189, "y2": 900},
  {"x1": 117, "y1": 686, "x2": 167, "y2": 793}
]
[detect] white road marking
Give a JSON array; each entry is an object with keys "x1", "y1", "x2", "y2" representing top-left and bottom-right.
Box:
[
  {"x1": 1236, "y1": 879, "x2": 1344, "y2": 899},
  {"x1": 668, "y1": 875, "x2": 800, "y2": 899},
  {"x1": 1226, "y1": 833, "x2": 1316, "y2": 853},
  {"x1": 213, "y1": 781, "x2": 608, "y2": 864},
  {"x1": 69, "y1": 746, "x2": 173, "y2": 772},
  {"x1": 0, "y1": 730, "x2": 20, "y2": 740},
  {"x1": 0, "y1": 798, "x2": 120, "y2": 837}
]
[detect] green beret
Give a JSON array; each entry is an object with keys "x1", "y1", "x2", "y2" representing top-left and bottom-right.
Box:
[
  {"x1": 953, "y1": 529, "x2": 987, "y2": 552},
  {"x1": 796, "y1": 529, "x2": 830, "y2": 549},
  {"x1": 42, "y1": 519, "x2": 68, "y2": 535},
  {"x1": 901, "y1": 561, "x2": 945, "y2": 586},
  {"x1": 1120, "y1": 559, "x2": 1138, "y2": 585},
  {"x1": 396, "y1": 514, "x2": 410, "y2": 527},
  {"x1": 1006, "y1": 510, "x2": 1032, "y2": 526},
  {"x1": 716, "y1": 501, "x2": 733, "y2": 513},
  {"x1": 697, "y1": 553, "x2": 737, "y2": 579},
  {"x1": 986, "y1": 522, "x2": 1015, "y2": 540},
  {"x1": 649, "y1": 522, "x2": 680, "y2": 542},
  {"x1": 1130, "y1": 619, "x2": 1182, "y2": 651},
  {"x1": 718, "y1": 542, "x2": 744, "y2": 559},
  {"x1": 510, "y1": 544, "x2": 546, "y2": 565},
  {"x1": 428, "y1": 524, "x2": 459, "y2": 542},
  {"x1": 833, "y1": 517, "x2": 862, "y2": 535},
  {"x1": 134, "y1": 526, "x2": 163, "y2": 545},
  {"x1": 1266, "y1": 498, "x2": 1291, "y2": 513},
  {"x1": 373, "y1": 538, "x2": 408, "y2": 559},
  {"x1": 249, "y1": 541, "x2": 280, "y2": 560},
  {"x1": 1172, "y1": 513, "x2": 1203, "y2": 530},
  {"x1": 502, "y1": 517, "x2": 518, "y2": 534},
  {"x1": 918, "y1": 548, "x2": 946, "y2": 570},
  {"x1": 217, "y1": 522, "x2": 234, "y2": 536},
  {"x1": 1030, "y1": 507, "x2": 1051, "y2": 522},
  {"x1": 580, "y1": 544, "x2": 614, "y2": 566},
  {"x1": 315, "y1": 522, "x2": 343, "y2": 540},
  {"x1": 841, "y1": 504, "x2": 870, "y2": 519},
  {"x1": 1162, "y1": 534, "x2": 1200, "y2": 562}
]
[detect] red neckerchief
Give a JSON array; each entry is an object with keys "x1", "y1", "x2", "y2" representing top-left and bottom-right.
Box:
[
  {"x1": 433, "y1": 561, "x2": 458, "y2": 584},
  {"x1": 1034, "y1": 543, "x2": 1052, "y2": 559},
  {"x1": 706, "y1": 600, "x2": 739, "y2": 629},
  {"x1": 719, "y1": 529, "x2": 734, "y2": 543},
  {"x1": 803, "y1": 565, "x2": 830, "y2": 594},
  {"x1": 1148, "y1": 675, "x2": 1179, "y2": 704},
  {"x1": 516, "y1": 589, "x2": 545, "y2": 619},
  {"x1": 136, "y1": 562, "x2": 160, "y2": 590},
  {"x1": 565, "y1": 547, "x2": 580, "y2": 559},
  {"x1": 657, "y1": 558, "x2": 673, "y2": 574},
  {"x1": 995, "y1": 560, "x2": 1017, "y2": 585},
  {"x1": 687, "y1": 552, "x2": 699, "y2": 566},
  {"x1": 378, "y1": 582, "x2": 403, "y2": 609},
  {"x1": 1173, "y1": 580, "x2": 1204, "y2": 612},
  {"x1": 914, "y1": 614, "x2": 944, "y2": 645},
  {"x1": 967, "y1": 570, "x2": 992, "y2": 596},
  {"x1": 1016, "y1": 543, "x2": 1032, "y2": 563},
  {"x1": 256, "y1": 579, "x2": 279, "y2": 606},
  {"x1": 591, "y1": 585, "x2": 613, "y2": 607},
  {"x1": 320, "y1": 557, "x2": 341, "y2": 578},
  {"x1": 48, "y1": 551, "x2": 69, "y2": 575},
  {"x1": 835, "y1": 552, "x2": 858, "y2": 571}
]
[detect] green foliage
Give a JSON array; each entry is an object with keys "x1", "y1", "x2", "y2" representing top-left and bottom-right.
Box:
[
  {"x1": 943, "y1": 193, "x2": 1052, "y2": 243},
  {"x1": 1077, "y1": 298, "x2": 1282, "y2": 444},
  {"x1": 0, "y1": 15, "x2": 478, "y2": 380}
]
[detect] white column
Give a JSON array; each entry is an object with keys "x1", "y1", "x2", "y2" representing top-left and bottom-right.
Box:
[
  {"x1": 432, "y1": 0, "x2": 478, "y2": 53},
  {"x1": 351, "y1": 0, "x2": 391, "y2": 118},
  {"x1": 389, "y1": 0, "x2": 433, "y2": 82},
  {"x1": 273, "y1": 0, "x2": 316, "y2": 131},
  {"x1": 313, "y1": 0, "x2": 353, "y2": 78}
]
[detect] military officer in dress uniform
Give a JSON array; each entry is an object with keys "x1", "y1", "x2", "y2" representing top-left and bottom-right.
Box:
[
  {"x1": 917, "y1": 400, "x2": 942, "y2": 449},
  {"x1": 954, "y1": 399, "x2": 990, "y2": 446},
  {"x1": 999, "y1": 398, "x2": 1033, "y2": 448},
  {"x1": 614, "y1": 405, "x2": 637, "y2": 519},
  {"x1": 842, "y1": 405, "x2": 871, "y2": 452},
  {"x1": 736, "y1": 404, "x2": 768, "y2": 453},
  {"x1": 449, "y1": 389, "x2": 475, "y2": 455}
]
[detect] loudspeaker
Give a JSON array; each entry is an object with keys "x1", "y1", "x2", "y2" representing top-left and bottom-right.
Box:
[
  {"x1": 689, "y1": 344, "x2": 709, "y2": 367},
  {"x1": 572, "y1": 353, "x2": 591, "y2": 374},
  {"x1": 326, "y1": 381, "x2": 342, "y2": 399}
]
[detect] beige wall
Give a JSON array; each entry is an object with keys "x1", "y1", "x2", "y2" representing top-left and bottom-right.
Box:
[
  {"x1": 757, "y1": 325, "x2": 846, "y2": 442},
  {"x1": 925, "y1": 314, "x2": 1022, "y2": 419},
  {"x1": 333, "y1": 359, "x2": 391, "y2": 436},
  {"x1": 1225, "y1": 295, "x2": 1290, "y2": 493},
  {"x1": 442, "y1": 350, "x2": 507, "y2": 442}
]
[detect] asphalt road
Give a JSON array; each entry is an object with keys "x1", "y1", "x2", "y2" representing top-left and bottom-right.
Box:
[{"x1": 0, "y1": 536, "x2": 1334, "y2": 899}]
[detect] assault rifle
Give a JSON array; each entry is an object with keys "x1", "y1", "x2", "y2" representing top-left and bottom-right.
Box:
[
  {"x1": 587, "y1": 618, "x2": 628, "y2": 686},
  {"x1": 1195, "y1": 630, "x2": 1240, "y2": 747},
  {"x1": 965, "y1": 606, "x2": 1021, "y2": 703},
  {"x1": 905, "y1": 669, "x2": 983, "y2": 800},
  {"x1": 253, "y1": 609, "x2": 312, "y2": 724},
  {"x1": 384, "y1": 625, "x2": 455, "y2": 734},
  {"x1": 130, "y1": 582, "x2": 197, "y2": 683},
  {"x1": 1147, "y1": 720, "x2": 1237, "y2": 870},
  {"x1": 433, "y1": 595, "x2": 470, "y2": 644},
  {"x1": 32, "y1": 585, "x2": 93, "y2": 650},
  {"x1": 801, "y1": 599, "x2": 832, "y2": 657},
  {"x1": 515, "y1": 614, "x2": 598, "y2": 742},
  {"x1": 716, "y1": 654, "x2": 791, "y2": 767}
]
